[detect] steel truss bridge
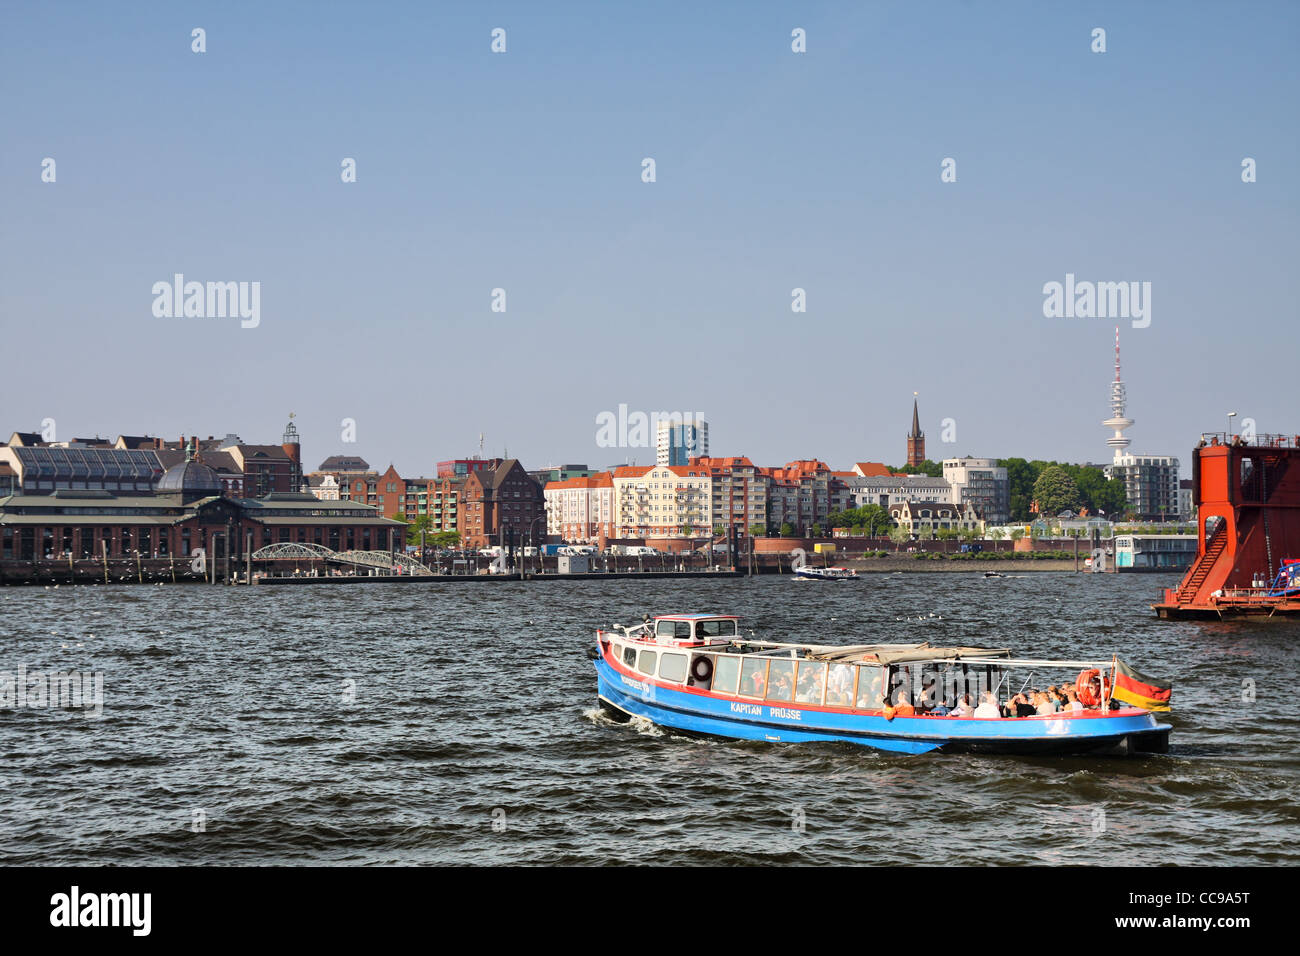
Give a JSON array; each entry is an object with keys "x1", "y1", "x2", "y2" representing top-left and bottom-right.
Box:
[{"x1": 250, "y1": 542, "x2": 433, "y2": 575}]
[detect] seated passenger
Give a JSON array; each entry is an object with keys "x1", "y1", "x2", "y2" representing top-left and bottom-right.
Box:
[
  {"x1": 1035, "y1": 690, "x2": 1059, "y2": 714},
  {"x1": 929, "y1": 699, "x2": 951, "y2": 716},
  {"x1": 796, "y1": 669, "x2": 822, "y2": 703},
  {"x1": 949, "y1": 694, "x2": 975, "y2": 718},
  {"x1": 918, "y1": 679, "x2": 938, "y2": 711},
  {"x1": 893, "y1": 690, "x2": 915, "y2": 717},
  {"x1": 972, "y1": 691, "x2": 1001, "y2": 719},
  {"x1": 1009, "y1": 692, "x2": 1037, "y2": 718},
  {"x1": 826, "y1": 666, "x2": 853, "y2": 706},
  {"x1": 1064, "y1": 687, "x2": 1085, "y2": 712}
]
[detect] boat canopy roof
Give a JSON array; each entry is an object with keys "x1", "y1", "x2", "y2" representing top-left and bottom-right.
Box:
[
  {"x1": 654, "y1": 613, "x2": 739, "y2": 621},
  {"x1": 868, "y1": 645, "x2": 1012, "y2": 665}
]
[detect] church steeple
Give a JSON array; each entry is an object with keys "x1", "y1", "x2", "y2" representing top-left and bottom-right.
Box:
[{"x1": 906, "y1": 393, "x2": 926, "y2": 468}]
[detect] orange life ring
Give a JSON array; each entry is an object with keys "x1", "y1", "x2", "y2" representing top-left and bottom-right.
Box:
[{"x1": 1076, "y1": 669, "x2": 1108, "y2": 707}]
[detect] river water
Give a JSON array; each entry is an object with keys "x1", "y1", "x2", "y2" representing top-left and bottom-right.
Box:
[{"x1": 1, "y1": 572, "x2": 1295, "y2": 865}]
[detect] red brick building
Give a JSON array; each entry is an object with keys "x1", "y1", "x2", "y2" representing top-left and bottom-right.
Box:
[{"x1": 459, "y1": 459, "x2": 545, "y2": 549}]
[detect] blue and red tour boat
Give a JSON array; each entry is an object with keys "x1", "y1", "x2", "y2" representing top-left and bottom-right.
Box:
[{"x1": 593, "y1": 614, "x2": 1172, "y2": 756}]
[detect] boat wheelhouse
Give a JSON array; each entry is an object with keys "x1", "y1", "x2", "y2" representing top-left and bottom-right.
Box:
[{"x1": 593, "y1": 614, "x2": 1171, "y2": 756}]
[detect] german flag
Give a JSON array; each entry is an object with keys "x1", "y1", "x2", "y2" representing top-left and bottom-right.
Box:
[{"x1": 1112, "y1": 660, "x2": 1172, "y2": 712}]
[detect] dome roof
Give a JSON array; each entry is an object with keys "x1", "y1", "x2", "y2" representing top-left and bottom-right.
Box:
[{"x1": 156, "y1": 460, "x2": 222, "y2": 494}]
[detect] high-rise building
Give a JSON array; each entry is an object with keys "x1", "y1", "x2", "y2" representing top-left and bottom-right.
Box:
[
  {"x1": 906, "y1": 396, "x2": 925, "y2": 468},
  {"x1": 943, "y1": 457, "x2": 1010, "y2": 525},
  {"x1": 656, "y1": 418, "x2": 709, "y2": 467}
]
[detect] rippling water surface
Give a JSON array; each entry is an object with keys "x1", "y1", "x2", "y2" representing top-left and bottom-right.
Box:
[{"x1": 1, "y1": 572, "x2": 1296, "y2": 865}]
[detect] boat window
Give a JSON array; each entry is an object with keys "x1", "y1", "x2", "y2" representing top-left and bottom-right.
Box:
[
  {"x1": 826, "y1": 663, "x2": 854, "y2": 706},
  {"x1": 696, "y1": 619, "x2": 737, "y2": 638},
  {"x1": 856, "y1": 666, "x2": 884, "y2": 709},
  {"x1": 637, "y1": 649, "x2": 657, "y2": 675},
  {"x1": 656, "y1": 619, "x2": 692, "y2": 639},
  {"x1": 659, "y1": 652, "x2": 688, "y2": 683},
  {"x1": 766, "y1": 660, "x2": 796, "y2": 702},
  {"x1": 712, "y1": 655, "x2": 740, "y2": 695},
  {"x1": 622, "y1": 645, "x2": 637, "y2": 667},
  {"x1": 795, "y1": 661, "x2": 827, "y2": 705},
  {"x1": 739, "y1": 658, "x2": 769, "y2": 698}
]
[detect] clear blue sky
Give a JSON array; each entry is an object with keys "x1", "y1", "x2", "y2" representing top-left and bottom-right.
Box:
[{"x1": 3, "y1": 1, "x2": 1296, "y2": 476}]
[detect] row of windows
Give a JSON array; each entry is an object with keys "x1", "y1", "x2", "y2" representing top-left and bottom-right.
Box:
[{"x1": 621, "y1": 644, "x2": 887, "y2": 709}]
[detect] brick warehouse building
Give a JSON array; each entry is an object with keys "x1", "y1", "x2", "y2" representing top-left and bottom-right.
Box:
[{"x1": 459, "y1": 459, "x2": 545, "y2": 549}]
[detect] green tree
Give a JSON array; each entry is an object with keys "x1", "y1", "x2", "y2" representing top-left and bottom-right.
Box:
[
  {"x1": 1001, "y1": 457, "x2": 1040, "y2": 521},
  {"x1": 780, "y1": 522, "x2": 796, "y2": 538},
  {"x1": 1033, "y1": 466, "x2": 1081, "y2": 516},
  {"x1": 810, "y1": 523, "x2": 822, "y2": 537},
  {"x1": 750, "y1": 523, "x2": 766, "y2": 537},
  {"x1": 431, "y1": 531, "x2": 460, "y2": 548},
  {"x1": 890, "y1": 459, "x2": 943, "y2": 478},
  {"x1": 859, "y1": 503, "x2": 892, "y2": 536},
  {"x1": 888, "y1": 526, "x2": 909, "y2": 550}
]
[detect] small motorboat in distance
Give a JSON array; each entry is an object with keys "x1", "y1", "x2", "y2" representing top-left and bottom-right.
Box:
[
  {"x1": 592, "y1": 614, "x2": 1172, "y2": 756},
  {"x1": 793, "y1": 565, "x2": 859, "y2": 581}
]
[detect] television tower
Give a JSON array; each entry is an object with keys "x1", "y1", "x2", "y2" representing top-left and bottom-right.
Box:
[{"x1": 1102, "y1": 327, "x2": 1133, "y2": 462}]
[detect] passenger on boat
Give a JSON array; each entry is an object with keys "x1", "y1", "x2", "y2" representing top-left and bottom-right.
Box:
[
  {"x1": 893, "y1": 690, "x2": 916, "y2": 717},
  {"x1": 929, "y1": 699, "x2": 951, "y2": 716},
  {"x1": 1049, "y1": 685, "x2": 1069, "y2": 708},
  {"x1": 973, "y1": 692, "x2": 1001, "y2": 718},
  {"x1": 1035, "y1": 691, "x2": 1059, "y2": 714},
  {"x1": 950, "y1": 694, "x2": 976, "y2": 718},
  {"x1": 826, "y1": 665, "x2": 853, "y2": 706},
  {"x1": 1008, "y1": 693, "x2": 1037, "y2": 718},
  {"x1": 919, "y1": 678, "x2": 938, "y2": 711},
  {"x1": 1064, "y1": 687, "x2": 1085, "y2": 712},
  {"x1": 796, "y1": 667, "x2": 823, "y2": 703},
  {"x1": 750, "y1": 670, "x2": 767, "y2": 697}
]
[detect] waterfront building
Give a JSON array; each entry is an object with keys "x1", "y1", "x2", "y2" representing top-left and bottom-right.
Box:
[
  {"x1": 761, "y1": 460, "x2": 849, "y2": 534},
  {"x1": 531, "y1": 464, "x2": 594, "y2": 485},
  {"x1": 853, "y1": 461, "x2": 892, "y2": 477},
  {"x1": 307, "y1": 474, "x2": 340, "y2": 500},
  {"x1": 1114, "y1": 533, "x2": 1198, "y2": 570},
  {"x1": 656, "y1": 418, "x2": 709, "y2": 467},
  {"x1": 427, "y1": 473, "x2": 466, "y2": 538},
  {"x1": 0, "y1": 452, "x2": 404, "y2": 571},
  {"x1": 888, "y1": 499, "x2": 983, "y2": 537},
  {"x1": 688, "y1": 456, "x2": 766, "y2": 535},
  {"x1": 545, "y1": 473, "x2": 616, "y2": 542},
  {"x1": 1179, "y1": 479, "x2": 1194, "y2": 521},
  {"x1": 1106, "y1": 453, "x2": 1182, "y2": 521},
  {"x1": 611, "y1": 465, "x2": 711, "y2": 538},
  {"x1": 846, "y1": 473, "x2": 955, "y2": 509},
  {"x1": 943, "y1": 457, "x2": 1010, "y2": 525},
  {"x1": 459, "y1": 459, "x2": 545, "y2": 549},
  {"x1": 906, "y1": 396, "x2": 926, "y2": 468},
  {"x1": 437, "y1": 458, "x2": 495, "y2": 479}
]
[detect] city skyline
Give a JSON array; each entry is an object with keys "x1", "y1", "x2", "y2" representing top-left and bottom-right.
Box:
[{"x1": 3, "y1": 3, "x2": 1296, "y2": 477}]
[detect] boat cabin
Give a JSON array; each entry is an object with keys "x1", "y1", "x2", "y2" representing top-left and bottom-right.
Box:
[{"x1": 643, "y1": 614, "x2": 740, "y2": 647}]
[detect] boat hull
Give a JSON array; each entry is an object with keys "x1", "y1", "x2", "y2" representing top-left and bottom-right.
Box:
[{"x1": 594, "y1": 655, "x2": 1170, "y2": 757}]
